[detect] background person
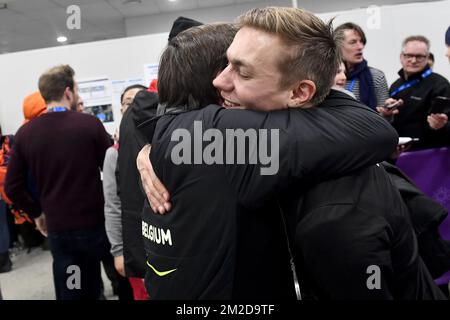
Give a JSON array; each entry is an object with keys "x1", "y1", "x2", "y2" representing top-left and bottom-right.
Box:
[
  {"x1": 5, "y1": 65, "x2": 112, "y2": 300},
  {"x1": 335, "y1": 22, "x2": 389, "y2": 110},
  {"x1": 104, "y1": 84, "x2": 150, "y2": 300},
  {"x1": 378, "y1": 35, "x2": 450, "y2": 151},
  {"x1": 137, "y1": 9, "x2": 403, "y2": 299}
]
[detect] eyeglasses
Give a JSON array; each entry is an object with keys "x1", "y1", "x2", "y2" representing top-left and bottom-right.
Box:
[{"x1": 402, "y1": 53, "x2": 428, "y2": 62}]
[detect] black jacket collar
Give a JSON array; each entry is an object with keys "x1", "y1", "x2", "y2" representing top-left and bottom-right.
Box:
[{"x1": 398, "y1": 67, "x2": 430, "y2": 81}]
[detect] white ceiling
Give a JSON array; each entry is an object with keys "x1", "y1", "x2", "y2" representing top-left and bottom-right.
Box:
[{"x1": 0, "y1": 0, "x2": 438, "y2": 54}]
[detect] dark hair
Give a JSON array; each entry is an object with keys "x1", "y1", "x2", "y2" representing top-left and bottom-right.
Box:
[
  {"x1": 428, "y1": 52, "x2": 434, "y2": 62},
  {"x1": 238, "y1": 7, "x2": 342, "y2": 105},
  {"x1": 120, "y1": 84, "x2": 147, "y2": 104},
  {"x1": 335, "y1": 22, "x2": 367, "y2": 45},
  {"x1": 38, "y1": 64, "x2": 75, "y2": 103},
  {"x1": 158, "y1": 23, "x2": 238, "y2": 110}
]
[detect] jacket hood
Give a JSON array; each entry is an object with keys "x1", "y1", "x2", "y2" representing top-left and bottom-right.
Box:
[{"x1": 130, "y1": 90, "x2": 159, "y2": 127}]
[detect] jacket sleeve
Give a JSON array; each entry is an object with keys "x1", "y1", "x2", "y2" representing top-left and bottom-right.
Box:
[
  {"x1": 95, "y1": 118, "x2": 113, "y2": 169},
  {"x1": 294, "y1": 201, "x2": 443, "y2": 299},
  {"x1": 295, "y1": 170, "x2": 445, "y2": 300},
  {"x1": 4, "y1": 133, "x2": 42, "y2": 219},
  {"x1": 429, "y1": 78, "x2": 450, "y2": 133},
  {"x1": 381, "y1": 162, "x2": 450, "y2": 279},
  {"x1": 102, "y1": 147, "x2": 123, "y2": 257},
  {"x1": 211, "y1": 104, "x2": 398, "y2": 208},
  {"x1": 375, "y1": 71, "x2": 390, "y2": 108}
]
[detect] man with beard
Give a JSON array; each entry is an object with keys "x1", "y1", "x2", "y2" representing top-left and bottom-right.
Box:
[{"x1": 5, "y1": 65, "x2": 112, "y2": 300}]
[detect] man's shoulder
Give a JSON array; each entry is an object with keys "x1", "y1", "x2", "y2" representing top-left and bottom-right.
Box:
[
  {"x1": 151, "y1": 105, "x2": 223, "y2": 137},
  {"x1": 32, "y1": 110, "x2": 100, "y2": 124},
  {"x1": 14, "y1": 115, "x2": 48, "y2": 137},
  {"x1": 319, "y1": 89, "x2": 367, "y2": 109},
  {"x1": 429, "y1": 72, "x2": 450, "y2": 85},
  {"x1": 163, "y1": 104, "x2": 223, "y2": 118},
  {"x1": 130, "y1": 90, "x2": 159, "y2": 126},
  {"x1": 389, "y1": 77, "x2": 403, "y2": 90},
  {"x1": 299, "y1": 165, "x2": 394, "y2": 222},
  {"x1": 369, "y1": 66, "x2": 387, "y2": 80}
]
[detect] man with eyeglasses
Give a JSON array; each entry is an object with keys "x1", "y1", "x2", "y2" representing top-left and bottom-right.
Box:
[{"x1": 378, "y1": 35, "x2": 450, "y2": 151}]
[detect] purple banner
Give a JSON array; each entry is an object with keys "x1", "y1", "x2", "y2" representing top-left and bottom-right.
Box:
[{"x1": 397, "y1": 147, "x2": 450, "y2": 285}]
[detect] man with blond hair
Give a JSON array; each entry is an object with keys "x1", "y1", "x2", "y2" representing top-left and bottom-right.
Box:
[
  {"x1": 139, "y1": 8, "x2": 444, "y2": 299},
  {"x1": 5, "y1": 65, "x2": 112, "y2": 300}
]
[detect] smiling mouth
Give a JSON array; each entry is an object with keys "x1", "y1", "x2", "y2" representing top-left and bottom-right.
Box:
[{"x1": 222, "y1": 98, "x2": 241, "y2": 108}]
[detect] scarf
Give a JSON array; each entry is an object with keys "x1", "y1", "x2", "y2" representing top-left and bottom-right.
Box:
[{"x1": 347, "y1": 59, "x2": 377, "y2": 109}]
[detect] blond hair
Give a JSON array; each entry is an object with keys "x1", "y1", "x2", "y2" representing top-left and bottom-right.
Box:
[{"x1": 237, "y1": 7, "x2": 341, "y2": 105}]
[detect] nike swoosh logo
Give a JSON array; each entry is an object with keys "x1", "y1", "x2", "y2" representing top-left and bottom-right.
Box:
[{"x1": 146, "y1": 261, "x2": 177, "y2": 277}]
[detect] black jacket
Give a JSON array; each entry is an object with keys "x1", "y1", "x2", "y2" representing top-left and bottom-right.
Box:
[
  {"x1": 382, "y1": 162, "x2": 450, "y2": 280},
  {"x1": 390, "y1": 68, "x2": 450, "y2": 150},
  {"x1": 288, "y1": 164, "x2": 445, "y2": 300},
  {"x1": 118, "y1": 90, "x2": 158, "y2": 277},
  {"x1": 140, "y1": 90, "x2": 398, "y2": 299}
]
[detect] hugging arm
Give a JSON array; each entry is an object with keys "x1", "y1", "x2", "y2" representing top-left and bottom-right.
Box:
[
  {"x1": 138, "y1": 103, "x2": 397, "y2": 212},
  {"x1": 212, "y1": 105, "x2": 397, "y2": 207}
]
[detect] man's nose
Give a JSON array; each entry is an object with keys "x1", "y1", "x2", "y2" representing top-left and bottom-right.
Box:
[
  {"x1": 356, "y1": 41, "x2": 364, "y2": 50},
  {"x1": 213, "y1": 65, "x2": 233, "y2": 92}
]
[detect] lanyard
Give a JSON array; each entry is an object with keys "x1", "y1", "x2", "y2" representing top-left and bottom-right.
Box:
[
  {"x1": 346, "y1": 79, "x2": 357, "y2": 92},
  {"x1": 47, "y1": 106, "x2": 69, "y2": 113},
  {"x1": 389, "y1": 69, "x2": 432, "y2": 97},
  {"x1": 277, "y1": 201, "x2": 302, "y2": 300}
]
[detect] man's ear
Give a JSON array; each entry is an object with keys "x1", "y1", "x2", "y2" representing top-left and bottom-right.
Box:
[
  {"x1": 64, "y1": 87, "x2": 72, "y2": 101},
  {"x1": 287, "y1": 80, "x2": 316, "y2": 108}
]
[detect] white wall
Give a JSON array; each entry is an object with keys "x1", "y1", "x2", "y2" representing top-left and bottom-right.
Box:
[
  {"x1": 1, "y1": 0, "x2": 449, "y2": 135},
  {"x1": 0, "y1": 33, "x2": 168, "y2": 135},
  {"x1": 317, "y1": 0, "x2": 450, "y2": 85}
]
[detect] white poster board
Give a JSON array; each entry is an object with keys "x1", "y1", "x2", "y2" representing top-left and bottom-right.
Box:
[
  {"x1": 78, "y1": 77, "x2": 114, "y2": 123},
  {"x1": 111, "y1": 77, "x2": 144, "y2": 107},
  {"x1": 143, "y1": 63, "x2": 159, "y2": 87}
]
